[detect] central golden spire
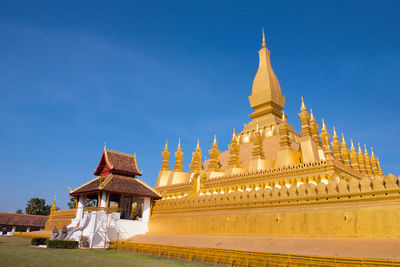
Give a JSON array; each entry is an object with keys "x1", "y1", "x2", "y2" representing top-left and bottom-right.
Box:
[{"x1": 246, "y1": 30, "x2": 285, "y2": 130}]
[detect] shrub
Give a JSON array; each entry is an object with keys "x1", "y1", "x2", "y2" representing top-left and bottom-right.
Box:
[
  {"x1": 80, "y1": 235, "x2": 90, "y2": 248},
  {"x1": 31, "y1": 238, "x2": 48, "y2": 246},
  {"x1": 47, "y1": 240, "x2": 79, "y2": 249}
]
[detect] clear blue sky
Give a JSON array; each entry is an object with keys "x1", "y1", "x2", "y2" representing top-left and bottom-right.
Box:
[{"x1": 1, "y1": 1, "x2": 399, "y2": 212}]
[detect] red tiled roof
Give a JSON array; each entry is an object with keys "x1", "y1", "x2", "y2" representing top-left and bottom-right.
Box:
[
  {"x1": 70, "y1": 176, "x2": 105, "y2": 195},
  {"x1": 0, "y1": 213, "x2": 48, "y2": 227},
  {"x1": 70, "y1": 175, "x2": 161, "y2": 199},
  {"x1": 94, "y1": 149, "x2": 142, "y2": 177}
]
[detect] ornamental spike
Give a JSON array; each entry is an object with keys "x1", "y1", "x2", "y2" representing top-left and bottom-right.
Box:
[{"x1": 262, "y1": 28, "x2": 266, "y2": 48}]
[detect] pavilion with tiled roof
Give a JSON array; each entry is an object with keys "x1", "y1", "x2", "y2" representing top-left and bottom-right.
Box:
[{"x1": 70, "y1": 147, "x2": 161, "y2": 220}]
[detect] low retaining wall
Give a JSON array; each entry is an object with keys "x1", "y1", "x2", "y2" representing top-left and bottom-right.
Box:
[{"x1": 110, "y1": 241, "x2": 400, "y2": 266}]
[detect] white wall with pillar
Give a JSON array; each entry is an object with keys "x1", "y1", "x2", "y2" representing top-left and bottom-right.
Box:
[
  {"x1": 76, "y1": 195, "x2": 85, "y2": 219},
  {"x1": 142, "y1": 197, "x2": 151, "y2": 222},
  {"x1": 100, "y1": 192, "x2": 107, "y2": 208}
]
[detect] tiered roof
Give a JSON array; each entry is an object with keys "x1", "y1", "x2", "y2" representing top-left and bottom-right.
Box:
[
  {"x1": 94, "y1": 148, "x2": 142, "y2": 177},
  {"x1": 70, "y1": 148, "x2": 161, "y2": 199}
]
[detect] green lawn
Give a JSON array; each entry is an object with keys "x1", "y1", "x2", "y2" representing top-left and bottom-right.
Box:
[{"x1": 0, "y1": 236, "x2": 209, "y2": 267}]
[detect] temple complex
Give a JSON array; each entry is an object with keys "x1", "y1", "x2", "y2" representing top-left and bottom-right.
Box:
[{"x1": 14, "y1": 31, "x2": 400, "y2": 264}]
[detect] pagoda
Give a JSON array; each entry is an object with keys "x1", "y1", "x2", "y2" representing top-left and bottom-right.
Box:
[
  {"x1": 64, "y1": 147, "x2": 160, "y2": 248},
  {"x1": 149, "y1": 31, "x2": 400, "y2": 242}
]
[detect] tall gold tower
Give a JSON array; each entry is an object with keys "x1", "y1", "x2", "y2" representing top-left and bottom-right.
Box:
[{"x1": 245, "y1": 30, "x2": 285, "y2": 131}]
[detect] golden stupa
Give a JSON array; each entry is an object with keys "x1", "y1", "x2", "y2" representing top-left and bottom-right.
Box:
[{"x1": 151, "y1": 31, "x2": 399, "y2": 240}]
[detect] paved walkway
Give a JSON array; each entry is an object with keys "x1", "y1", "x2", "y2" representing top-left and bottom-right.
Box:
[{"x1": 128, "y1": 234, "x2": 400, "y2": 260}]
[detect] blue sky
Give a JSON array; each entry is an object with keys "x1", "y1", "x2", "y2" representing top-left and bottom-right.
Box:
[{"x1": 0, "y1": 1, "x2": 399, "y2": 211}]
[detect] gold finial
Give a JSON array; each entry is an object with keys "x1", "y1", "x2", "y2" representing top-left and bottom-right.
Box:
[
  {"x1": 208, "y1": 135, "x2": 220, "y2": 171},
  {"x1": 52, "y1": 195, "x2": 56, "y2": 207},
  {"x1": 104, "y1": 142, "x2": 106, "y2": 150},
  {"x1": 358, "y1": 142, "x2": 362, "y2": 153},
  {"x1": 341, "y1": 133, "x2": 346, "y2": 144},
  {"x1": 364, "y1": 144, "x2": 368, "y2": 153},
  {"x1": 281, "y1": 111, "x2": 286, "y2": 122},
  {"x1": 164, "y1": 140, "x2": 168, "y2": 150},
  {"x1": 333, "y1": 127, "x2": 337, "y2": 137},
  {"x1": 262, "y1": 28, "x2": 266, "y2": 48},
  {"x1": 232, "y1": 129, "x2": 236, "y2": 137},
  {"x1": 173, "y1": 138, "x2": 183, "y2": 172},
  {"x1": 321, "y1": 119, "x2": 326, "y2": 130},
  {"x1": 301, "y1": 97, "x2": 306, "y2": 111},
  {"x1": 196, "y1": 139, "x2": 200, "y2": 151},
  {"x1": 310, "y1": 109, "x2": 315, "y2": 120},
  {"x1": 371, "y1": 147, "x2": 375, "y2": 156},
  {"x1": 350, "y1": 139, "x2": 355, "y2": 150}
]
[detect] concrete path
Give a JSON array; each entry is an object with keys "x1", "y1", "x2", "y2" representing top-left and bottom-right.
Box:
[{"x1": 128, "y1": 234, "x2": 400, "y2": 260}]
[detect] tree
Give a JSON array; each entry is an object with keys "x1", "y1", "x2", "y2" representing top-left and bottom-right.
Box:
[
  {"x1": 16, "y1": 209, "x2": 23, "y2": 214},
  {"x1": 67, "y1": 197, "x2": 76, "y2": 209},
  {"x1": 25, "y1": 198, "x2": 51, "y2": 216},
  {"x1": 67, "y1": 196, "x2": 97, "y2": 209}
]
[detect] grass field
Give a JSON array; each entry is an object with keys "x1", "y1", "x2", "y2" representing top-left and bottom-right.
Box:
[{"x1": 0, "y1": 236, "x2": 208, "y2": 267}]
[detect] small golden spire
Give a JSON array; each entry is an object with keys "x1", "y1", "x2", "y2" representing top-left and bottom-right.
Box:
[
  {"x1": 50, "y1": 195, "x2": 57, "y2": 218},
  {"x1": 190, "y1": 140, "x2": 202, "y2": 172},
  {"x1": 231, "y1": 129, "x2": 237, "y2": 143},
  {"x1": 196, "y1": 139, "x2": 200, "y2": 151},
  {"x1": 301, "y1": 97, "x2": 307, "y2": 112},
  {"x1": 363, "y1": 144, "x2": 373, "y2": 176},
  {"x1": 330, "y1": 127, "x2": 342, "y2": 162},
  {"x1": 309, "y1": 109, "x2": 321, "y2": 147},
  {"x1": 377, "y1": 157, "x2": 384, "y2": 176},
  {"x1": 323, "y1": 135, "x2": 333, "y2": 161},
  {"x1": 350, "y1": 139, "x2": 359, "y2": 172},
  {"x1": 369, "y1": 146, "x2": 379, "y2": 174},
  {"x1": 208, "y1": 135, "x2": 220, "y2": 171},
  {"x1": 357, "y1": 142, "x2": 367, "y2": 175},
  {"x1": 262, "y1": 28, "x2": 266, "y2": 48},
  {"x1": 161, "y1": 140, "x2": 170, "y2": 171},
  {"x1": 340, "y1": 133, "x2": 351, "y2": 167},
  {"x1": 173, "y1": 139, "x2": 184, "y2": 172},
  {"x1": 320, "y1": 119, "x2": 330, "y2": 147},
  {"x1": 279, "y1": 111, "x2": 291, "y2": 148},
  {"x1": 228, "y1": 128, "x2": 241, "y2": 168},
  {"x1": 252, "y1": 124, "x2": 265, "y2": 160},
  {"x1": 299, "y1": 97, "x2": 311, "y2": 137}
]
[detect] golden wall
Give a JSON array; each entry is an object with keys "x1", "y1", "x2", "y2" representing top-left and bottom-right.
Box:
[
  {"x1": 149, "y1": 175, "x2": 400, "y2": 238},
  {"x1": 45, "y1": 208, "x2": 76, "y2": 231}
]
